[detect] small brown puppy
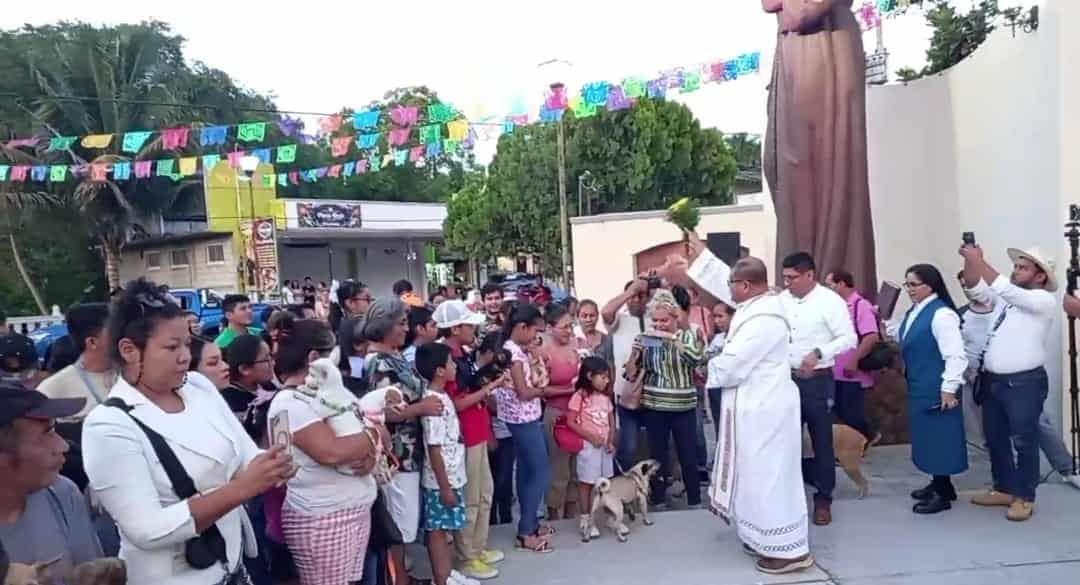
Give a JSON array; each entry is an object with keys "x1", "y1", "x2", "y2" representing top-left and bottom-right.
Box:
[
  {"x1": 802, "y1": 423, "x2": 870, "y2": 498},
  {"x1": 589, "y1": 459, "x2": 661, "y2": 542}
]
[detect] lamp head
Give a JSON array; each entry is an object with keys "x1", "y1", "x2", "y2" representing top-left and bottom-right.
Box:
[{"x1": 239, "y1": 155, "x2": 260, "y2": 177}]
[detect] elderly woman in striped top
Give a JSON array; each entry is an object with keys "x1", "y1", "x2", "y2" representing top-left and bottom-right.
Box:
[{"x1": 631, "y1": 289, "x2": 705, "y2": 508}]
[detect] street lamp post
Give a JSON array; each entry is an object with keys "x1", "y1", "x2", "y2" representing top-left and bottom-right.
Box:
[
  {"x1": 538, "y1": 58, "x2": 574, "y2": 291},
  {"x1": 239, "y1": 155, "x2": 261, "y2": 297}
]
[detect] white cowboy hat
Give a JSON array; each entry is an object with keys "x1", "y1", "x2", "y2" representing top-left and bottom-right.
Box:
[{"x1": 1006, "y1": 246, "x2": 1058, "y2": 292}]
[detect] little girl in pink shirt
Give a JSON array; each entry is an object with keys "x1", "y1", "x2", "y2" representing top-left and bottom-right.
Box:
[{"x1": 567, "y1": 356, "x2": 615, "y2": 541}]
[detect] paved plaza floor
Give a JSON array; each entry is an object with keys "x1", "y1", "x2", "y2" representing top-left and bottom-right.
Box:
[{"x1": 480, "y1": 445, "x2": 1080, "y2": 585}]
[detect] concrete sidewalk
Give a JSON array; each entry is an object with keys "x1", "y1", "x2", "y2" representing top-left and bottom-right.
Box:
[{"x1": 482, "y1": 445, "x2": 1080, "y2": 585}]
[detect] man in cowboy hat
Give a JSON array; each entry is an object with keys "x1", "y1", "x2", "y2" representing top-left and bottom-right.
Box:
[{"x1": 960, "y1": 244, "x2": 1057, "y2": 521}]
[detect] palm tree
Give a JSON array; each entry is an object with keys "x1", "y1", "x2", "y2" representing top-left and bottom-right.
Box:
[{"x1": 5, "y1": 21, "x2": 277, "y2": 291}]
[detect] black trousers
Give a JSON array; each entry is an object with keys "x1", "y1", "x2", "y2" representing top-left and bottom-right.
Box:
[
  {"x1": 643, "y1": 408, "x2": 702, "y2": 506},
  {"x1": 489, "y1": 437, "x2": 516, "y2": 525},
  {"x1": 834, "y1": 380, "x2": 876, "y2": 441},
  {"x1": 797, "y1": 372, "x2": 836, "y2": 501}
]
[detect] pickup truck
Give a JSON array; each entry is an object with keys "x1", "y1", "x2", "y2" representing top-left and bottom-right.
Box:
[{"x1": 28, "y1": 288, "x2": 274, "y2": 359}]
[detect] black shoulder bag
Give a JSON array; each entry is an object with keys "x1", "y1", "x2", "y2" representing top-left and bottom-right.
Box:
[
  {"x1": 855, "y1": 299, "x2": 897, "y2": 372},
  {"x1": 105, "y1": 398, "x2": 228, "y2": 570}
]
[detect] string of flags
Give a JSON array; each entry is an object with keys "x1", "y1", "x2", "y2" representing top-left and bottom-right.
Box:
[
  {"x1": 856, "y1": 0, "x2": 915, "y2": 29},
  {"x1": 0, "y1": 50, "x2": 761, "y2": 186}
]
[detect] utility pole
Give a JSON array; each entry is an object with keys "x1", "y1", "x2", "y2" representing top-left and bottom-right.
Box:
[{"x1": 556, "y1": 113, "x2": 570, "y2": 290}]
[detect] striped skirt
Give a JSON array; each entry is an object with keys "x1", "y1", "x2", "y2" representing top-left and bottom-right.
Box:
[{"x1": 282, "y1": 503, "x2": 372, "y2": 585}]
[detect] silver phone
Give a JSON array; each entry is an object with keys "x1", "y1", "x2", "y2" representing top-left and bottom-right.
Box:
[{"x1": 270, "y1": 411, "x2": 292, "y2": 456}]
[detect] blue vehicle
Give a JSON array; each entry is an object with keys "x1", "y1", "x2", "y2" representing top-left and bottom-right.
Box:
[{"x1": 28, "y1": 288, "x2": 273, "y2": 358}]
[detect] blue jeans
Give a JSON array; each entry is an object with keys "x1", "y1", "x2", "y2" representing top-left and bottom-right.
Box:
[
  {"x1": 616, "y1": 406, "x2": 646, "y2": 473},
  {"x1": 507, "y1": 420, "x2": 550, "y2": 537},
  {"x1": 982, "y1": 367, "x2": 1048, "y2": 502}
]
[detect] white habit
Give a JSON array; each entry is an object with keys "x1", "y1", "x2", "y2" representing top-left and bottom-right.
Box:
[{"x1": 688, "y1": 250, "x2": 809, "y2": 559}]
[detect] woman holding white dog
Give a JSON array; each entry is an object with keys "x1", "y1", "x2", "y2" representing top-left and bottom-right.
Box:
[{"x1": 266, "y1": 316, "x2": 383, "y2": 585}]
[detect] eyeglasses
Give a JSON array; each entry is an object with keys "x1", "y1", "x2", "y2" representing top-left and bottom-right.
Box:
[
  {"x1": 903, "y1": 281, "x2": 926, "y2": 289},
  {"x1": 728, "y1": 279, "x2": 749, "y2": 286}
]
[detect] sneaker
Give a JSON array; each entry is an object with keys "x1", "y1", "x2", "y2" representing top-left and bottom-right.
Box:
[
  {"x1": 450, "y1": 569, "x2": 483, "y2": 585},
  {"x1": 479, "y1": 549, "x2": 505, "y2": 565},
  {"x1": 578, "y1": 515, "x2": 590, "y2": 542},
  {"x1": 1006, "y1": 500, "x2": 1034, "y2": 522},
  {"x1": 1065, "y1": 474, "x2": 1080, "y2": 490},
  {"x1": 460, "y1": 560, "x2": 498, "y2": 580},
  {"x1": 971, "y1": 490, "x2": 1014, "y2": 507},
  {"x1": 589, "y1": 523, "x2": 600, "y2": 538}
]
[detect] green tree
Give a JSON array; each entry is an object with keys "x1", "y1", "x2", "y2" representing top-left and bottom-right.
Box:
[
  {"x1": 443, "y1": 172, "x2": 496, "y2": 266},
  {"x1": 0, "y1": 21, "x2": 279, "y2": 291},
  {"x1": 445, "y1": 99, "x2": 738, "y2": 272},
  {"x1": 895, "y1": 1, "x2": 1035, "y2": 82}
]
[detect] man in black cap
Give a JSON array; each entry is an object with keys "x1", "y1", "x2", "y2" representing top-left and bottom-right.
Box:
[
  {"x1": 0, "y1": 333, "x2": 41, "y2": 389},
  {"x1": 0, "y1": 381, "x2": 103, "y2": 576}
]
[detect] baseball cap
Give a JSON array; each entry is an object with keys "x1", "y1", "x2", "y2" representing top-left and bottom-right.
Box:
[
  {"x1": 432, "y1": 300, "x2": 486, "y2": 329},
  {"x1": 0, "y1": 381, "x2": 86, "y2": 427},
  {"x1": 0, "y1": 333, "x2": 38, "y2": 373}
]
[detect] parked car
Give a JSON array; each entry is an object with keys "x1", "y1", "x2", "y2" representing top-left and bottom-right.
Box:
[
  {"x1": 487, "y1": 272, "x2": 569, "y2": 302},
  {"x1": 27, "y1": 288, "x2": 273, "y2": 359}
]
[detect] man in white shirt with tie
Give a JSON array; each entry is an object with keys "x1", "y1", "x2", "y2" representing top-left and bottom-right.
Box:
[
  {"x1": 779, "y1": 253, "x2": 857, "y2": 526},
  {"x1": 961, "y1": 245, "x2": 1056, "y2": 521}
]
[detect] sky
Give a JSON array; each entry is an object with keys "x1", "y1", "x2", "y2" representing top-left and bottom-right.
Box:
[{"x1": 2, "y1": 1, "x2": 1014, "y2": 162}]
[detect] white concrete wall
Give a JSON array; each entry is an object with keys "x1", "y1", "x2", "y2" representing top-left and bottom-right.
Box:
[
  {"x1": 570, "y1": 197, "x2": 776, "y2": 307},
  {"x1": 866, "y1": 0, "x2": 1071, "y2": 438}
]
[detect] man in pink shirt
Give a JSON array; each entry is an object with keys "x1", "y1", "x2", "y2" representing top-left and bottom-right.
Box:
[{"x1": 826, "y1": 270, "x2": 881, "y2": 444}]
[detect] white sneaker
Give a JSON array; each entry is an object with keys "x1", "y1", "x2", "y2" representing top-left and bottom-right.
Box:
[
  {"x1": 589, "y1": 524, "x2": 600, "y2": 538},
  {"x1": 1065, "y1": 474, "x2": 1080, "y2": 490},
  {"x1": 450, "y1": 570, "x2": 482, "y2": 585}
]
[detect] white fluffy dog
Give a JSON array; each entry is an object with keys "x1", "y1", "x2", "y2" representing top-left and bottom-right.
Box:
[{"x1": 299, "y1": 357, "x2": 401, "y2": 479}]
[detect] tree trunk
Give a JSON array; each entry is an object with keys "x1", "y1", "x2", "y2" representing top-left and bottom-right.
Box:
[
  {"x1": 103, "y1": 239, "x2": 122, "y2": 293},
  {"x1": 8, "y1": 233, "x2": 48, "y2": 315}
]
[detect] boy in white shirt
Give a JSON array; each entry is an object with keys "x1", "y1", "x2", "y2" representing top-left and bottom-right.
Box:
[{"x1": 416, "y1": 343, "x2": 474, "y2": 585}]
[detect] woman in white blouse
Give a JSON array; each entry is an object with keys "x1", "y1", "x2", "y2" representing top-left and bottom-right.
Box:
[
  {"x1": 83, "y1": 279, "x2": 294, "y2": 585},
  {"x1": 896, "y1": 264, "x2": 969, "y2": 516}
]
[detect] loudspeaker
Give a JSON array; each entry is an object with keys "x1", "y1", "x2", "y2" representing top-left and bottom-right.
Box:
[{"x1": 706, "y1": 232, "x2": 742, "y2": 266}]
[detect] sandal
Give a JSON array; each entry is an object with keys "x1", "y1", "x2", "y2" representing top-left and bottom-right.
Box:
[{"x1": 515, "y1": 535, "x2": 554, "y2": 553}]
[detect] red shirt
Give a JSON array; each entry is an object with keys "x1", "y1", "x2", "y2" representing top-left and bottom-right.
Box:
[{"x1": 446, "y1": 342, "x2": 494, "y2": 447}]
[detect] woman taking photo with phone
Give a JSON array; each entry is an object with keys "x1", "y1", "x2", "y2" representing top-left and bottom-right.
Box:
[
  {"x1": 83, "y1": 279, "x2": 295, "y2": 585},
  {"x1": 896, "y1": 264, "x2": 968, "y2": 515}
]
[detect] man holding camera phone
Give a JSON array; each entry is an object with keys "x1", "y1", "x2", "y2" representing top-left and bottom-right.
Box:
[
  {"x1": 602, "y1": 275, "x2": 658, "y2": 471},
  {"x1": 960, "y1": 239, "x2": 1056, "y2": 521}
]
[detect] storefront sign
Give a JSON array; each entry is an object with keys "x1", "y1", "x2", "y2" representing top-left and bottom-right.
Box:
[
  {"x1": 240, "y1": 218, "x2": 280, "y2": 295},
  {"x1": 297, "y1": 202, "x2": 362, "y2": 228}
]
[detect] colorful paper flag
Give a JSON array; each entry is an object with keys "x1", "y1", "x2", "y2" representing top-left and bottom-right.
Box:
[
  {"x1": 419, "y1": 124, "x2": 442, "y2": 145},
  {"x1": 162, "y1": 127, "x2": 190, "y2": 150},
  {"x1": 328, "y1": 164, "x2": 342, "y2": 178},
  {"x1": 276, "y1": 144, "x2": 297, "y2": 164},
  {"x1": 354, "y1": 110, "x2": 380, "y2": 130},
  {"x1": 502, "y1": 120, "x2": 516, "y2": 135},
  {"x1": 582, "y1": 82, "x2": 610, "y2": 107},
  {"x1": 6, "y1": 138, "x2": 39, "y2": 149},
  {"x1": 31, "y1": 166, "x2": 48, "y2": 181},
  {"x1": 200, "y1": 126, "x2": 228, "y2": 147},
  {"x1": 393, "y1": 149, "x2": 408, "y2": 165},
  {"x1": 426, "y1": 142, "x2": 442, "y2": 158},
  {"x1": 10, "y1": 166, "x2": 28, "y2": 182},
  {"x1": 646, "y1": 79, "x2": 668, "y2": 100},
  {"x1": 81, "y1": 134, "x2": 113, "y2": 149},
  {"x1": 390, "y1": 106, "x2": 419, "y2": 126},
  {"x1": 546, "y1": 86, "x2": 568, "y2": 111},
  {"x1": 179, "y1": 157, "x2": 198, "y2": 176},
  {"x1": 48, "y1": 136, "x2": 78, "y2": 152},
  {"x1": 253, "y1": 149, "x2": 271, "y2": 163},
  {"x1": 134, "y1": 161, "x2": 153, "y2": 178},
  {"x1": 237, "y1": 122, "x2": 267, "y2": 143},
  {"x1": 0, "y1": 166, "x2": 8, "y2": 181},
  {"x1": 541, "y1": 106, "x2": 567, "y2": 122},
  {"x1": 113, "y1": 162, "x2": 132, "y2": 181},
  {"x1": 343, "y1": 161, "x2": 356, "y2": 177},
  {"x1": 368, "y1": 154, "x2": 381, "y2": 173},
  {"x1": 87, "y1": 164, "x2": 106, "y2": 182},
  {"x1": 446, "y1": 120, "x2": 469, "y2": 142},
  {"x1": 442, "y1": 140, "x2": 460, "y2": 155},
  {"x1": 389, "y1": 128, "x2": 411, "y2": 147},
  {"x1": 262, "y1": 175, "x2": 275, "y2": 187},
  {"x1": 708, "y1": 61, "x2": 728, "y2": 82},
  {"x1": 409, "y1": 146, "x2": 425, "y2": 162},
  {"x1": 49, "y1": 165, "x2": 67, "y2": 182},
  {"x1": 607, "y1": 87, "x2": 634, "y2": 111},
  {"x1": 320, "y1": 114, "x2": 343, "y2": 135},
  {"x1": 357, "y1": 133, "x2": 380, "y2": 150},
  {"x1": 428, "y1": 103, "x2": 455, "y2": 124},
  {"x1": 157, "y1": 159, "x2": 178, "y2": 180},
  {"x1": 122, "y1": 131, "x2": 153, "y2": 153},
  {"x1": 278, "y1": 174, "x2": 288, "y2": 187},
  {"x1": 289, "y1": 171, "x2": 299, "y2": 185},
  {"x1": 381, "y1": 154, "x2": 393, "y2": 169},
  {"x1": 356, "y1": 159, "x2": 369, "y2": 175},
  {"x1": 227, "y1": 151, "x2": 245, "y2": 168},
  {"x1": 681, "y1": 71, "x2": 702, "y2": 93},
  {"x1": 332, "y1": 136, "x2": 352, "y2": 157},
  {"x1": 622, "y1": 78, "x2": 647, "y2": 99},
  {"x1": 202, "y1": 154, "x2": 222, "y2": 172}
]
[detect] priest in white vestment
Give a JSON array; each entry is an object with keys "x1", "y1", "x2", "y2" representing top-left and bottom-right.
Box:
[{"x1": 666, "y1": 239, "x2": 813, "y2": 575}]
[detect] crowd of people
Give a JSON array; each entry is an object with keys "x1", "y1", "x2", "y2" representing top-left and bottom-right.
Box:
[{"x1": 2, "y1": 234, "x2": 1079, "y2": 584}]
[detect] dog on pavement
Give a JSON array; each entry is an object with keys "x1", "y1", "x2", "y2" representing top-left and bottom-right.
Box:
[
  {"x1": 802, "y1": 423, "x2": 870, "y2": 498},
  {"x1": 589, "y1": 459, "x2": 661, "y2": 542}
]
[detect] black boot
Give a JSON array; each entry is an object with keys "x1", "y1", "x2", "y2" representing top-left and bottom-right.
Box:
[
  {"x1": 913, "y1": 493, "x2": 952, "y2": 514},
  {"x1": 910, "y1": 483, "x2": 936, "y2": 501}
]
